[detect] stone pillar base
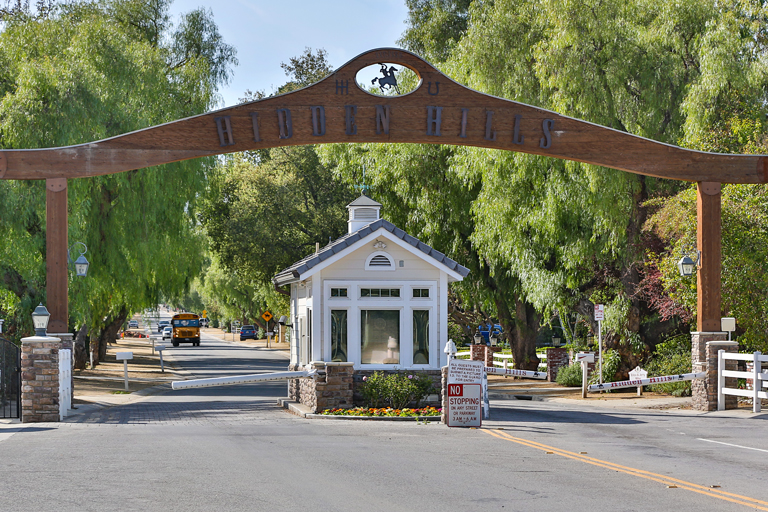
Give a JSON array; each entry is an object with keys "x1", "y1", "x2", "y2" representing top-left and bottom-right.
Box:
[
  {"x1": 290, "y1": 362, "x2": 354, "y2": 413},
  {"x1": 21, "y1": 336, "x2": 62, "y2": 423},
  {"x1": 546, "y1": 348, "x2": 568, "y2": 382},
  {"x1": 691, "y1": 332, "x2": 736, "y2": 411}
]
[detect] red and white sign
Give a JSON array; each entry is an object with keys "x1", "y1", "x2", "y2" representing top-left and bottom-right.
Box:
[
  {"x1": 446, "y1": 383, "x2": 482, "y2": 427},
  {"x1": 594, "y1": 304, "x2": 604, "y2": 321}
]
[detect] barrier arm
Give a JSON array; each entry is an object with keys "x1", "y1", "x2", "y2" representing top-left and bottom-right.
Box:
[
  {"x1": 172, "y1": 369, "x2": 317, "y2": 390},
  {"x1": 588, "y1": 372, "x2": 705, "y2": 393},
  {"x1": 485, "y1": 367, "x2": 547, "y2": 380}
]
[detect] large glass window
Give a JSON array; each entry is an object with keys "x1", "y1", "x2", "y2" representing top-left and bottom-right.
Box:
[
  {"x1": 413, "y1": 310, "x2": 429, "y2": 364},
  {"x1": 360, "y1": 310, "x2": 400, "y2": 364},
  {"x1": 330, "y1": 310, "x2": 348, "y2": 362}
]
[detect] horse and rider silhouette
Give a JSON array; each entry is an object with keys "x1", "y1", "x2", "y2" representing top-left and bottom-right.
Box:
[{"x1": 371, "y1": 63, "x2": 400, "y2": 94}]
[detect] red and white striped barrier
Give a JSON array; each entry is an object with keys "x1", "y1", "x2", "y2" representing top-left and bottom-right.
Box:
[
  {"x1": 485, "y1": 366, "x2": 547, "y2": 380},
  {"x1": 172, "y1": 369, "x2": 316, "y2": 390},
  {"x1": 588, "y1": 372, "x2": 705, "y2": 392}
]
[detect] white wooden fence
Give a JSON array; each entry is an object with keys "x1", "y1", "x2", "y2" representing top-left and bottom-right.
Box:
[
  {"x1": 455, "y1": 350, "x2": 548, "y2": 371},
  {"x1": 718, "y1": 350, "x2": 767, "y2": 413},
  {"x1": 58, "y1": 348, "x2": 72, "y2": 420}
]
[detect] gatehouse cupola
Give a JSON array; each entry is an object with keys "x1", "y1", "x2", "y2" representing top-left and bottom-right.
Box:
[{"x1": 347, "y1": 194, "x2": 382, "y2": 233}]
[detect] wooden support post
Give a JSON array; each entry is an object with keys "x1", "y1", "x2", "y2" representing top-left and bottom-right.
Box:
[
  {"x1": 46, "y1": 178, "x2": 68, "y2": 333},
  {"x1": 696, "y1": 182, "x2": 722, "y2": 332}
]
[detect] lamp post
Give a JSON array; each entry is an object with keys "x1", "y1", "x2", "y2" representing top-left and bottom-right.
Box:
[
  {"x1": 67, "y1": 242, "x2": 90, "y2": 277},
  {"x1": 489, "y1": 331, "x2": 499, "y2": 347},
  {"x1": 32, "y1": 303, "x2": 51, "y2": 337}
]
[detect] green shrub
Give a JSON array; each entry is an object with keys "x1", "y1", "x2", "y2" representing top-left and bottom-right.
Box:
[
  {"x1": 556, "y1": 363, "x2": 582, "y2": 387},
  {"x1": 589, "y1": 349, "x2": 621, "y2": 385},
  {"x1": 646, "y1": 351, "x2": 692, "y2": 396},
  {"x1": 360, "y1": 372, "x2": 435, "y2": 408}
]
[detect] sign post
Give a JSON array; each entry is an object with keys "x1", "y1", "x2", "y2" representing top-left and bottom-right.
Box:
[
  {"x1": 576, "y1": 352, "x2": 595, "y2": 399},
  {"x1": 594, "y1": 304, "x2": 604, "y2": 384},
  {"x1": 116, "y1": 351, "x2": 133, "y2": 391},
  {"x1": 446, "y1": 358, "x2": 483, "y2": 427},
  {"x1": 262, "y1": 311, "x2": 273, "y2": 348}
]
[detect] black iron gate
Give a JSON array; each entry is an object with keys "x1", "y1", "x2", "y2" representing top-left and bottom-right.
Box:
[{"x1": 0, "y1": 336, "x2": 21, "y2": 419}]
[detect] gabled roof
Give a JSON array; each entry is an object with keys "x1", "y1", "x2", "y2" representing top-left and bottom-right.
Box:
[
  {"x1": 273, "y1": 219, "x2": 470, "y2": 286},
  {"x1": 347, "y1": 195, "x2": 382, "y2": 208}
]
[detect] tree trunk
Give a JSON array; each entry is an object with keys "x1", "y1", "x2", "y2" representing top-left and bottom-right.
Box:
[
  {"x1": 93, "y1": 307, "x2": 128, "y2": 366},
  {"x1": 512, "y1": 299, "x2": 540, "y2": 371},
  {"x1": 73, "y1": 323, "x2": 88, "y2": 370}
]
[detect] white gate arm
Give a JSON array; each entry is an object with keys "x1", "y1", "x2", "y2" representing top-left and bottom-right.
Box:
[
  {"x1": 485, "y1": 366, "x2": 547, "y2": 380},
  {"x1": 588, "y1": 372, "x2": 705, "y2": 392},
  {"x1": 172, "y1": 369, "x2": 316, "y2": 390}
]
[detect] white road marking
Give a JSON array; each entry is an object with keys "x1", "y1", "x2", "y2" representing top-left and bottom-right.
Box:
[{"x1": 697, "y1": 438, "x2": 768, "y2": 453}]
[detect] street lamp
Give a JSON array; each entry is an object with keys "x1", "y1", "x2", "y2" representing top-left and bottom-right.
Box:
[
  {"x1": 68, "y1": 242, "x2": 90, "y2": 277},
  {"x1": 31, "y1": 303, "x2": 50, "y2": 336},
  {"x1": 473, "y1": 327, "x2": 483, "y2": 345},
  {"x1": 552, "y1": 336, "x2": 561, "y2": 347},
  {"x1": 489, "y1": 331, "x2": 499, "y2": 347},
  {"x1": 677, "y1": 250, "x2": 700, "y2": 277}
]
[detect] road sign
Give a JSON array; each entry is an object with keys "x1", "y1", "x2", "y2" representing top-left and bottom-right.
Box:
[
  {"x1": 261, "y1": 311, "x2": 273, "y2": 322},
  {"x1": 594, "y1": 304, "x2": 604, "y2": 321},
  {"x1": 446, "y1": 383, "x2": 482, "y2": 427},
  {"x1": 447, "y1": 358, "x2": 484, "y2": 384},
  {"x1": 202, "y1": 309, "x2": 207, "y2": 319}
]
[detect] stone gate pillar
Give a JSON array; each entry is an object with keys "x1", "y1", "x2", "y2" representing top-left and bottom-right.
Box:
[
  {"x1": 691, "y1": 332, "x2": 737, "y2": 411},
  {"x1": 21, "y1": 335, "x2": 62, "y2": 423}
]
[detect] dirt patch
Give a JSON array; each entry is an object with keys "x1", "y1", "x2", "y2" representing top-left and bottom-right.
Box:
[{"x1": 73, "y1": 338, "x2": 177, "y2": 398}]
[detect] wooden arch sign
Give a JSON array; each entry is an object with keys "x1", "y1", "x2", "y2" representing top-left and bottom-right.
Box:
[
  {"x1": 0, "y1": 47, "x2": 765, "y2": 183},
  {"x1": 0, "y1": 48, "x2": 754, "y2": 333}
]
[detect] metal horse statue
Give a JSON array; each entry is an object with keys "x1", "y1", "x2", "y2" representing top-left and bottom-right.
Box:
[{"x1": 371, "y1": 63, "x2": 400, "y2": 94}]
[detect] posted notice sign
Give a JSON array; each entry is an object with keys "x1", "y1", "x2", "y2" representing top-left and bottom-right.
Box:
[
  {"x1": 594, "y1": 304, "x2": 604, "y2": 321},
  {"x1": 446, "y1": 383, "x2": 482, "y2": 427},
  {"x1": 446, "y1": 358, "x2": 483, "y2": 427}
]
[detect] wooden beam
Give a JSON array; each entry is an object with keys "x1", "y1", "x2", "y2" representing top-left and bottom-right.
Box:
[
  {"x1": 697, "y1": 182, "x2": 722, "y2": 332},
  {"x1": 46, "y1": 178, "x2": 68, "y2": 334},
  {"x1": 0, "y1": 48, "x2": 766, "y2": 183}
]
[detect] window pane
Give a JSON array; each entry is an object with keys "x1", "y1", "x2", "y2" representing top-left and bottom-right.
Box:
[
  {"x1": 371, "y1": 289, "x2": 380, "y2": 297},
  {"x1": 380, "y1": 289, "x2": 390, "y2": 298},
  {"x1": 360, "y1": 310, "x2": 400, "y2": 364},
  {"x1": 331, "y1": 288, "x2": 348, "y2": 298},
  {"x1": 391, "y1": 289, "x2": 400, "y2": 297},
  {"x1": 331, "y1": 310, "x2": 347, "y2": 362},
  {"x1": 413, "y1": 310, "x2": 429, "y2": 364},
  {"x1": 361, "y1": 289, "x2": 370, "y2": 297}
]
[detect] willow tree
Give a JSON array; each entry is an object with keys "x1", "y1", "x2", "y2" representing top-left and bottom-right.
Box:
[{"x1": 0, "y1": 0, "x2": 236, "y2": 365}]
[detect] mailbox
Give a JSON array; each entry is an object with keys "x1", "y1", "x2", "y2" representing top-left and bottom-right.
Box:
[
  {"x1": 115, "y1": 351, "x2": 133, "y2": 361},
  {"x1": 575, "y1": 352, "x2": 594, "y2": 363}
]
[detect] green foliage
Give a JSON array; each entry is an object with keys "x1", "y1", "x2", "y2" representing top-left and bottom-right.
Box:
[
  {"x1": 359, "y1": 372, "x2": 435, "y2": 409},
  {"x1": 0, "y1": 1, "x2": 235, "y2": 341},
  {"x1": 646, "y1": 334, "x2": 693, "y2": 396},
  {"x1": 556, "y1": 363, "x2": 582, "y2": 387},
  {"x1": 589, "y1": 349, "x2": 622, "y2": 385}
]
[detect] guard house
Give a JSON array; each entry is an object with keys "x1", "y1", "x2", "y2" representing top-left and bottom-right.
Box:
[{"x1": 274, "y1": 196, "x2": 469, "y2": 377}]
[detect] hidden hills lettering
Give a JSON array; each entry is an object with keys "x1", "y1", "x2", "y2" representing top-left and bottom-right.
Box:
[{"x1": 214, "y1": 106, "x2": 556, "y2": 149}]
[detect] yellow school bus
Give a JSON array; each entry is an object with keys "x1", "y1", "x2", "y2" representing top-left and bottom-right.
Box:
[{"x1": 171, "y1": 313, "x2": 201, "y2": 347}]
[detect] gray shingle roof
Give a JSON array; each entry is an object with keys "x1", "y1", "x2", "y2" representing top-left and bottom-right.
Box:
[{"x1": 273, "y1": 219, "x2": 470, "y2": 285}]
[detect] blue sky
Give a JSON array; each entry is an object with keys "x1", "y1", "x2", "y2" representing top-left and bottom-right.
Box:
[{"x1": 168, "y1": 0, "x2": 411, "y2": 108}]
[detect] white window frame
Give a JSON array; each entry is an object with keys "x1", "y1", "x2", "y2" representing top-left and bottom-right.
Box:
[{"x1": 323, "y1": 280, "x2": 437, "y2": 369}]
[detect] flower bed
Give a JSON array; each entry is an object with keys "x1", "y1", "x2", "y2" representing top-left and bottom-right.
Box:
[{"x1": 320, "y1": 406, "x2": 441, "y2": 417}]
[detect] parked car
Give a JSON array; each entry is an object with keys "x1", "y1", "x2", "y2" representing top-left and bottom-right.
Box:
[
  {"x1": 128, "y1": 320, "x2": 139, "y2": 329},
  {"x1": 239, "y1": 325, "x2": 256, "y2": 341},
  {"x1": 162, "y1": 326, "x2": 172, "y2": 340},
  {"x1": 200, "y1": 318, "x2": 209, "y2": 328},
  {"x1": 157, "y1": 320, "x2": 170, "y2": 332}
]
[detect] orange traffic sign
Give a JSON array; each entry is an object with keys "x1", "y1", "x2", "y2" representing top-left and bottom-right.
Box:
[{"x1": 261, "y1": 311, "x2": 273, "y2": 322}]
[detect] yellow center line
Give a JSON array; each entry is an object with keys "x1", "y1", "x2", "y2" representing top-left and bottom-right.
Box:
[{"x1": 482, "y1": 429, "x2": 768, "y2": 511}]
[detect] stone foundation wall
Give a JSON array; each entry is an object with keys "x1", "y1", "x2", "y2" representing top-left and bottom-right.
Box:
[
  {"x1": 546, "y1": 348, "x2": 568, "y2": 382},
  {"x1": 289, "y1": 362, "x2": 354, "y2": 413},
  {"x1": 21, "y1": 336, "x2": 62, "y2": 423}
]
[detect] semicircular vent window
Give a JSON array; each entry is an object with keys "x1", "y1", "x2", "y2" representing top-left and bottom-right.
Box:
[
  {"x1": 365, "y1": 251, "x2": 395, "y2": 271},
  {"x1": 356, "y1": 63, "x2": 419, "y2": 97}
]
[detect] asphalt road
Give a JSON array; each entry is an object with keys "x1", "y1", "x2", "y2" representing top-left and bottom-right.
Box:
[{"x1": 1, "y1": 317, "x2": 766, "y2": 512}]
